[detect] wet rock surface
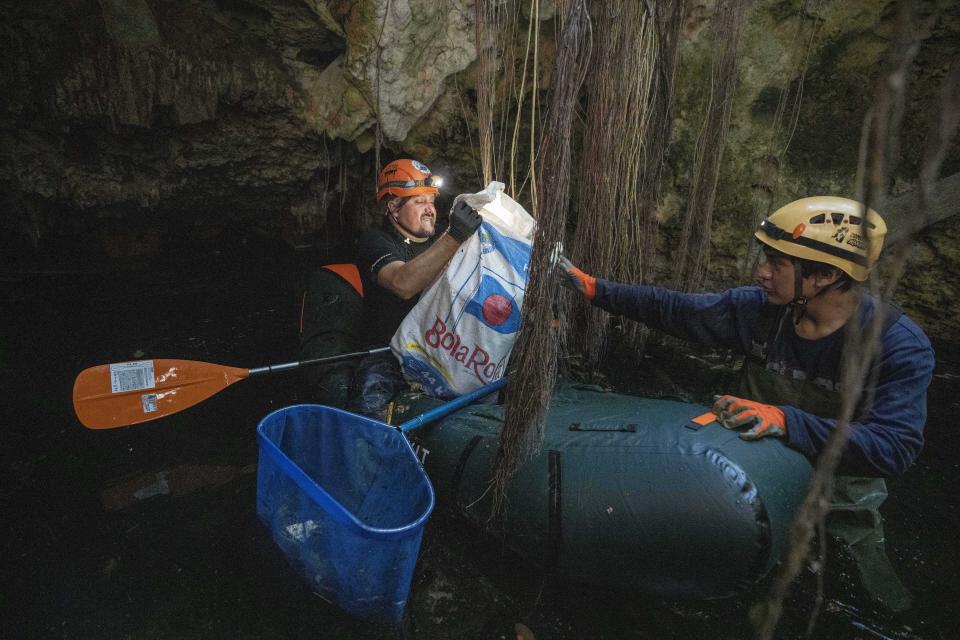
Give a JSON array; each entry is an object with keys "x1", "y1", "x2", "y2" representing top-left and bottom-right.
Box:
[
  {"x1": 2, "y1": 234, "x2": 957, "y2": 639},
  {"x1": 0, "y1": 0, "x2": 478, "y2": 251},
  {"x1": 3, "y1": 1, "x2": 958, "y2": 338}
]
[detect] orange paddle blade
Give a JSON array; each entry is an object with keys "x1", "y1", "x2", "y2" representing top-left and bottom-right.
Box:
[{"x1": 73, "y1": 359, "x2": 250, "y2": 429}]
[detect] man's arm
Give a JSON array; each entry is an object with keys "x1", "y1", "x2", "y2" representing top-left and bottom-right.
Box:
[
  {"x1": 559, "y1": 258, "x2": 764, "y2": 352},
  {"x1": 377, "y1": 234, "x2": 463, "y2": 299},
  {"x1": 377, "y1": 200, "x2": 482, "y2": 299},
  {"x1": 782, "y1": 319, "x2": 934, "y2": 476},
  {"x1": 592, "y1": 279, "x2": 764, "y2": 353}
]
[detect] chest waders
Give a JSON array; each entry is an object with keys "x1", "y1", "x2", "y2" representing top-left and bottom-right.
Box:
[{"x1": 738, "y1": 304, "x2": 913, "y2": 613}]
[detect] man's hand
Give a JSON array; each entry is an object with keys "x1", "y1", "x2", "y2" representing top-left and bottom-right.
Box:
[
  {"x1": 557, "y1": 256, "x2": 596, "y2": 301},
  {"x1": 712, "y1": 395, "x2": 787, "y2": 440},
  {"x1": 447, "y1": 200, "x2": 482, "y2": 242}
]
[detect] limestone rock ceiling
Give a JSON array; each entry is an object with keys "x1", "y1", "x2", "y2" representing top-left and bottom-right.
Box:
[
  {"x1": 0, "y1": 0, "x2": 957, "y2": 339},
  {"x1": 0, "y1": 0, "x2": 477, "y2": 246}
]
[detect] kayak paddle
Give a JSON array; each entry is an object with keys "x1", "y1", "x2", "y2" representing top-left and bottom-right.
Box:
[{"x1": 72, "y1": 347, "x2": 391, "y2": 430}]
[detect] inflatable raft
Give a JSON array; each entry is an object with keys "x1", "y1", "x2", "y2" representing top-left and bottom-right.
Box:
[
  {"x1": 300, "y1": 267, "x2": 814, "y2": 599},
  {"x1": 392, "y1": 386, "x2": 812, "y2": 599}
]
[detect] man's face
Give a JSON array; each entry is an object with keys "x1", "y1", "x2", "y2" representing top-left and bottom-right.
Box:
[
  {"x1": 390, "y1": 194, "x2": 437, "y2": 238},
  {"x1": 756, "y1": 250, "x2": 796, "y2": 304}
]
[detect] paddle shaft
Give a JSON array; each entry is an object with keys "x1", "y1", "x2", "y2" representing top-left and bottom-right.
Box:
[
  {"x1": 247, "y1": 347, "x2": 391, "y2": 376},
  {"x1": 398, "y1": 378, "x2": 508, "y2": 433}
]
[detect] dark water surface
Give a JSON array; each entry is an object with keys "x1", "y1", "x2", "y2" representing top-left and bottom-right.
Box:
[{"x1": 2, "y1": 234, "x2": 957, "y2": 639}]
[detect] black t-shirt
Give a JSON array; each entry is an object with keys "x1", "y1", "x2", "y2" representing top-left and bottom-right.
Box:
[{"x1": 356, "y1": 223, "x2": 437, "y2": 346}]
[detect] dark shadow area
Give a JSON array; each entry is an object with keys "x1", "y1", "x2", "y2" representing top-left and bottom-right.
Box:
[{"x1": 1, "y1": 233, "x2": 956, "y2": 639}]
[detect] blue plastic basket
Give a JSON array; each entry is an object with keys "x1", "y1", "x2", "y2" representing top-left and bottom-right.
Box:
[{"x1": 256, "y1": 404, "x2": 435, "y2": 623}]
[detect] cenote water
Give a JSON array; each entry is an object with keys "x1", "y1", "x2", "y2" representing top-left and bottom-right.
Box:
[{"x1": 2, "y1": 231, "x2": 956, "y2": 639}]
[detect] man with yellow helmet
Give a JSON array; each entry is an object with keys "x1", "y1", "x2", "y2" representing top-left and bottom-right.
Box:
[
  {"x1": 350, "y1": 158, "x2": 482, "y2": 419},
  {"x1": 560, "y1": 196, "x2": 934, "y2": 613}
]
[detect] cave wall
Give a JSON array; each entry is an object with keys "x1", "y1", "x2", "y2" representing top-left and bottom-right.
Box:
[
  {"x1": 0, "y1": 0, "x2": 478, "y2": 254},
  {"x1": 659, "y1": 0, "x2": 960, "y2": 340},
  {"x1": 1, "y1": 0, "x2": 957, "y2": 337}
]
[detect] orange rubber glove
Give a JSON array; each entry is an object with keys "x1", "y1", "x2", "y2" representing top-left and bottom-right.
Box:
[
  {"x1": 711, "y1": 395, "x2": 787, "y2": 441},
  {"x1": 557, "y1": 256, "x2": 596, "y2": 301}
]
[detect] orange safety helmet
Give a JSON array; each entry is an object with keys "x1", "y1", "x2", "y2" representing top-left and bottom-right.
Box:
[{"x1": 376, "y1": 159, "x2": 443, "y2": 202}]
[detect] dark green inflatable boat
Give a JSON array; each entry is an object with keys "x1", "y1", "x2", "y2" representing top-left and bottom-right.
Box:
[
  {"x1": 301, "y1": 267, "x2": 814, "y2": 599},
  {"x1": 392, "y1": 386, "x2": 812, "y2": 599}
]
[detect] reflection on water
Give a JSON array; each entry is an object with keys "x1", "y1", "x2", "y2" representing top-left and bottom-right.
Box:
[{"x1": 1, "y1": 233, "x2": 956, "y2": 639}]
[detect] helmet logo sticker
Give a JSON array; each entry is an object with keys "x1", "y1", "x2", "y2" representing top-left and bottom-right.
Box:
[
  {"x1": 412, "y1": 160, "x2": 431, "y2": 173},
  {"x1": 847, "y1": 233, "x2": 866, "y2": 250},
  {"x1": 831, "y1": 226, "x2": 849, "y2": 243}
]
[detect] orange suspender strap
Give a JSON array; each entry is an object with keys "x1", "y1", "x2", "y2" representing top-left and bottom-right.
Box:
[
  {"x1": 300, "y1": 264, "x2": 364, "y2": 336},
  {"x1": 323, "y1": 263, "x2": 364, "y2": 298}
]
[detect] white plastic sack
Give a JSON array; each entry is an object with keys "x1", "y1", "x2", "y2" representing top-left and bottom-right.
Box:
[{"x1": 390, "y1": 182, "x2": 535, "y2": 398}]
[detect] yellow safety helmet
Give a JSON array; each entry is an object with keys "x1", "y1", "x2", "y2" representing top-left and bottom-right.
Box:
[{"x1": 754, "y1": 196, "x2": 886, "y2": 282}]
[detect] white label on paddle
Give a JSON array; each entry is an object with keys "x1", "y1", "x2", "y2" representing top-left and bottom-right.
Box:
[
  {"x1": 141, "y1": 393, "x2": 158, "y2": 414},
  {"x1": 110, "y1": 361, "x2": 156, "y2": 393}
]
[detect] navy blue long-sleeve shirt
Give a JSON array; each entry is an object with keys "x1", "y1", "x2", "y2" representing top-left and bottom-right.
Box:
[{"x1": 592, "y1": 281, "x2": 934, "y2": 477}]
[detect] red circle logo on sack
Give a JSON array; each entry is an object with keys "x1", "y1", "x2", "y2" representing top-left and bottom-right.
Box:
[{"x1": 481, "y1": 294, "x2": 513, "y2": 326}]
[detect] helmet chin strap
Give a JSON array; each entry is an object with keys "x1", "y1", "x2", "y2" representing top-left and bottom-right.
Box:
[
  {"x1": 789, "y1": 259, "x2": 846, "y2": 324},
  {"x1": 790, "y1": 259, "x2": 809, "y2": 324}
]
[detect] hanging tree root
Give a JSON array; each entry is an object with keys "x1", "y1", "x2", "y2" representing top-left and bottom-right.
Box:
[
  {"x1": 488, "y1": 0, "x2": 592, "y2": 521},
  {"x1": 571, "y1": 1, "x2": 686, "y2": 367}
]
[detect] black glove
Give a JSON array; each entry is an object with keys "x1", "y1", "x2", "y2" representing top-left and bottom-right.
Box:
[{"x1": 447, "y1": 200, "x2": 482, "y2": 242}]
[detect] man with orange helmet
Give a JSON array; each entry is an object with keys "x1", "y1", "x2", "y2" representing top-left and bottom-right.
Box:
[
  {"x1": 350, "y1": 158, "x2": 482, "y2": 419},
  {"x1": 559, "y1": 196, "x2": 934, "y2": 613}
]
